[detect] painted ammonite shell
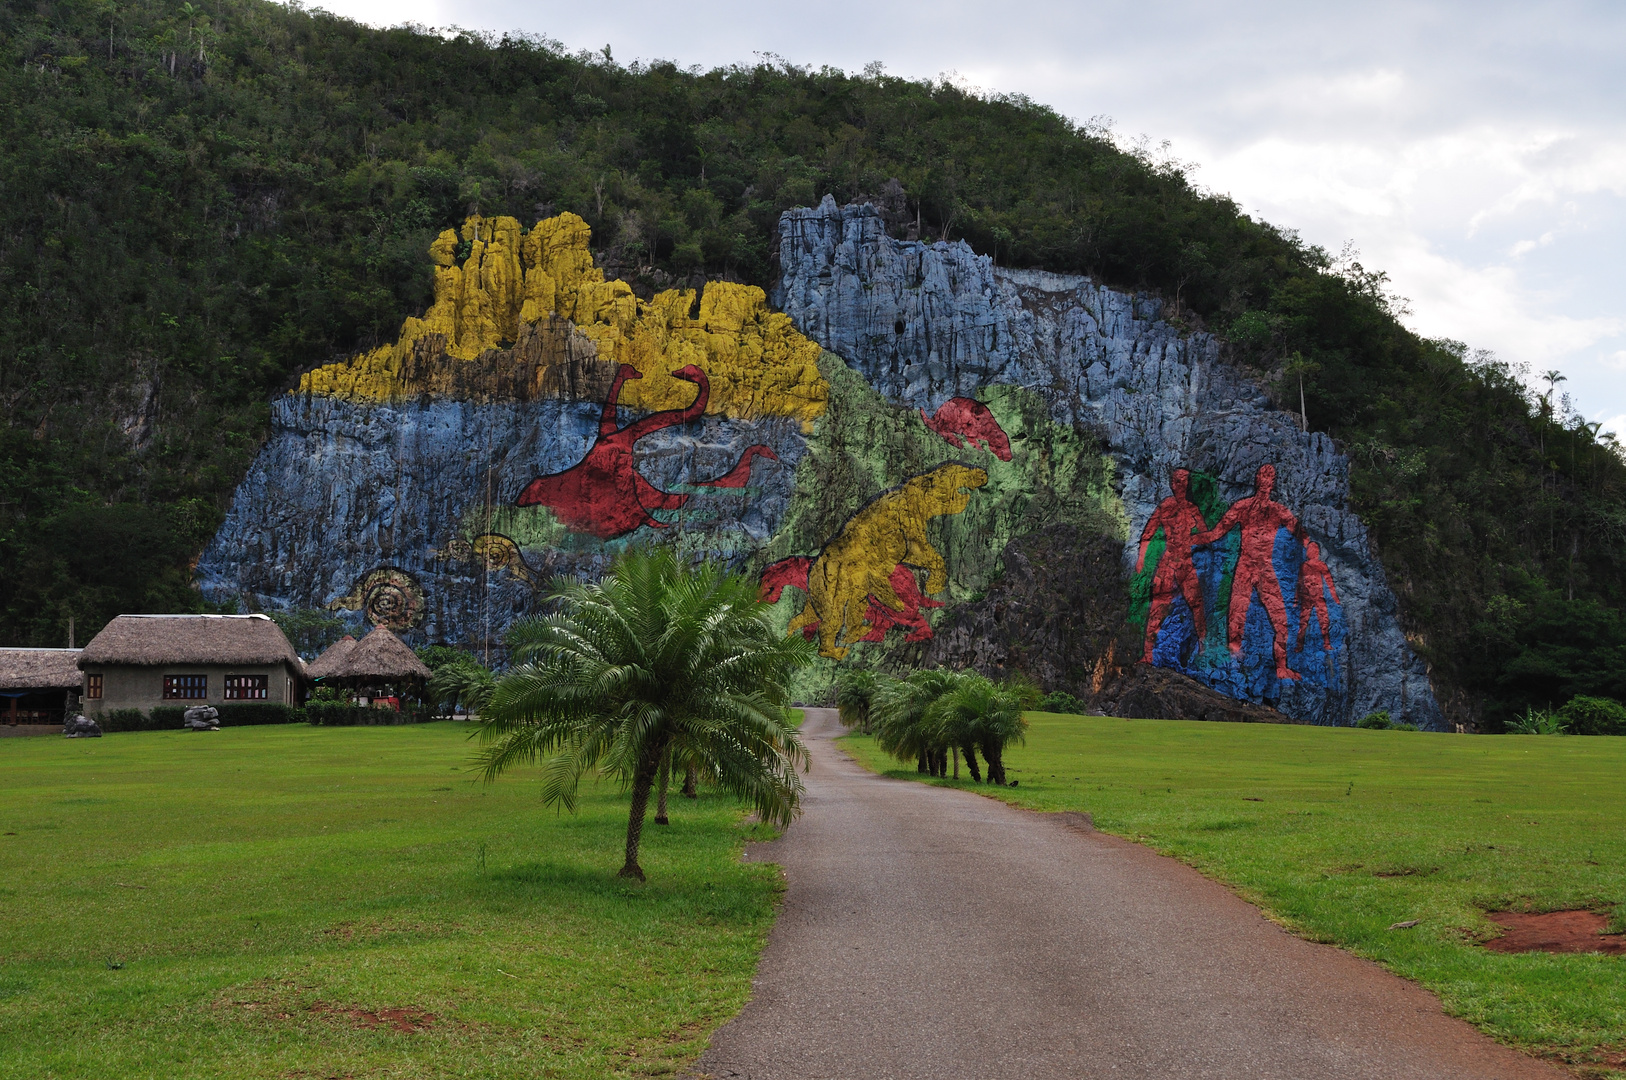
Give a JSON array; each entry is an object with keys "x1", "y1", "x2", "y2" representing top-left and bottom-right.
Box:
[{"x1": 330, "y1": 567, "x2": 426, "y2": 631}]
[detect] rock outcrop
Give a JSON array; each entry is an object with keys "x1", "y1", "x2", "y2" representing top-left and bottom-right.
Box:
[
  {"x1": 200, "y1": 201, "x2": 1441, "y2": 729},
  {"x1": 774, "y1": 196, "x2": 1440, "y2": 728}
]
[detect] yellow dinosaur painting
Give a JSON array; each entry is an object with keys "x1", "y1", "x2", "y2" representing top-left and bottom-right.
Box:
[{"x1": 787, "y1": 463, "x2": 988, "y2": 659}]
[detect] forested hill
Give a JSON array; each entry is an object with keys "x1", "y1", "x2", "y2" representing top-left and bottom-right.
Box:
[{"x1": 3, "y1": 0, "x2": 1623, "y2": 727}]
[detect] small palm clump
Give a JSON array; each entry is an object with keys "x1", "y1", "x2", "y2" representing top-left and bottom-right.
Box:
[
  {"x1": 474, "y1": 549, "x2": 814, "y2": 881},
  {"x1": 871, "y1": 667, "x2": 1034, "y2": 784},
  {"x1": 835, "y1": 668, "x2": 879, "y2": 733}
]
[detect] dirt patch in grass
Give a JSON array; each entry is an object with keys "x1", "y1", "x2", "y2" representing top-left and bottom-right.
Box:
[
  {"x1": 1482, "y1": 910, "x2": 1626, "y2": 955},
  {"x1": 308, "y1": 1002, "x2": 437, "y2": 1032}
]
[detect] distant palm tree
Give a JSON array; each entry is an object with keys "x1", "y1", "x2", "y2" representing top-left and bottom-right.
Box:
[
  {"x1": 927, "y1": 674, "x2": 1032, "y2": 785},
  {"x1": 872, "y1": 668, "x2": 961, "y2": 777},
  {"x1": 836, "y1": 668, "x2": 879, "y2": 733},
  {"x1": 474, "y1": 550, "x2": 813, "y2": 881}
]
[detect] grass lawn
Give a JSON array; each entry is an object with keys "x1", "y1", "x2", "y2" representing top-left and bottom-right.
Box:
[
  {"x1": 0, "y1": 722, "x2": 782, "y2": 1079},
  {"x1": 842, "y1": 714, "x2": 1626, "y2": 1076}
]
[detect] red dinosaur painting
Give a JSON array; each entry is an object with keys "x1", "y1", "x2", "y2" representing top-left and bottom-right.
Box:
[
  {"x1": 919, "y1": 397, "x2": 1013, "y2": 461},
  {"x1": 759, "y1": 557, "x2": 943, "y2": 644},
  {"x1": 695, "y1": 444, "x2": 778, "y2": 488},
  {"x1": 516, "y1": 364, "x2": 775, "y2": 539}
]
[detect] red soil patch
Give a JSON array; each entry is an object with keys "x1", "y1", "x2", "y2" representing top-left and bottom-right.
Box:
[
  {"x1": 308, "y1": 1003, "x2": 436, "y2": 1032},
  {"x1": 1482, "y1": 910, "x2": 1626, "y2": 955}
]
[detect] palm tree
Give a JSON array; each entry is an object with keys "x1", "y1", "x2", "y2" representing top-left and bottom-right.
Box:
[
  {"x1": 836, "y1": 668, "x2": 879, "y2": 733},
  {"x1": 872, "y1": 668, "x2": 961, "y2": 777},
  {"x1": 927, "y1": 675, "x2": 1031, "y2": 785},
  {"x1": 474, "y1": 549, "x2": 814, "y2": 881},
  {"x1": 428, "y1": 661, "x2": 495, "y2": 718}
]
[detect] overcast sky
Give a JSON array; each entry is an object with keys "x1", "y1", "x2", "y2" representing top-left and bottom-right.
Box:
[{"x1": 312, "y1": 0, "x2": 1626, "y2": 436}]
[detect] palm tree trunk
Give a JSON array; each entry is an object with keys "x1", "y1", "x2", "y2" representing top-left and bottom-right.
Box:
[
  {"x1": 982, "y1": 739, "x2": 1006, "y2": 785},
  {"x1": 917, "y1": 750, "x2": 929, "y2": 774},
  {"x1": 654, "y1": 756, "x2": 670, "y2": 825},
  {"x1": 682, "y1": 762, "x2": 698, "y2": 799},
  {"x1": 952, "y1": 745, "x2": 959, "y2": 779},
  {"x1": 619, "y1": 757, "x2": 659, "y2": 881},
  {"x1": 960, "y1": 742, "x2": 982, "y2": 782}
]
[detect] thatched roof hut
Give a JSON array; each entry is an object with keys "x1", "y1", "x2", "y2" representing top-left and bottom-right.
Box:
[
  {"x1": 0, "y1": 648, "x2": 83, "y2": 690},
  {"x1": 317, "y1": 626, "x2": 431, "y2": 684},
  {"x1": 306, "y1": 635, "x2": 357, "y2": 680},
  {"x1": 0, "y1": 648, "x2": 83, "y2": 727},
  {"x1": 79, "y1": 614, "x2": 301, "y2": 669}
]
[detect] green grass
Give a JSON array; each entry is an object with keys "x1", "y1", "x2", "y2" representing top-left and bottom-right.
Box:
[
  {"x1": 841, "y1": 714, "x2": 1626, "y2": 1075},
  {"x1": 0, "y1": 723, "x2": 782, "y2": 1079}
]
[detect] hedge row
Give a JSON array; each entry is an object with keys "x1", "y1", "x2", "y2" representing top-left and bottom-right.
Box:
[{"x1": 91, "y1": 703, "x2": 433, "y2": 732}]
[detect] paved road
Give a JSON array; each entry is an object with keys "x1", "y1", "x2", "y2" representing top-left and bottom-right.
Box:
[{"x1": 695, "y1": 708, "x2": 1563, "y2": 1080}]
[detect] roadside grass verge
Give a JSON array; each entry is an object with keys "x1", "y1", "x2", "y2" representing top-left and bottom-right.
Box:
[
  {"x1": 840, "y1": 714, "x2": 1626, "y2": 1075},
  {"x1": 0, "y1": 722, "x2": 782, "y2": 1079}
]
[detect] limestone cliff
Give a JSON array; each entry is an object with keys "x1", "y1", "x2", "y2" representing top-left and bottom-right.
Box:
[
  {"x1": 200, "y1": 199, "x2": 1441, "y2": 729},
  {"x1": 773, "y1": 196, "x2": 1441, "y2": 729}
]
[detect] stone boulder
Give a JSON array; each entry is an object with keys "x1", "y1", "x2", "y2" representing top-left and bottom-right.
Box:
[{"x1": 63, "y1": 715, "x2": 102, "y2": 738}]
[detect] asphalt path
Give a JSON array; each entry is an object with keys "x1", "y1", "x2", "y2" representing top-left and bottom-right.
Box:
[{"x1": 694, "y1": 708, "x2": 1564, "y2": 1080}]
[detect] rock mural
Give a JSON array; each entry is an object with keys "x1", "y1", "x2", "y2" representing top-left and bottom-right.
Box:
[{"x1": 198, "y1": 198, "x2": 1442, "y2": 729}]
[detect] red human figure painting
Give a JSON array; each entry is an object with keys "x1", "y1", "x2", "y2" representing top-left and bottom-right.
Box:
[
  {"x1": 695, "y1": 444, "x2": 778, "y2": 489},
  {"x1": 1137, "y1": 468, "x2": 1209, "y2": 664},
  {"x1": 758, "y1": 558, "x2": 941, "y2": 643},
  {"x1": 1297, "y1": 539, "x2": 1341, "y2": 651},
  {"x1": 919, "y1": 398, "x2": 1013, "y2": 461},
  {"x1": 1194, "y1": 464, "x2": 1301, "y2": 680},
  {"x1": 516, "y1": 364, "x2": 707, "y2": 539}
]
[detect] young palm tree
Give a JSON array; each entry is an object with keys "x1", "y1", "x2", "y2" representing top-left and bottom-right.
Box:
[
  {"x1": 836, "y1": 668, "x2": 879, "y2": 733},
  {"x1": 872, "y1": 668, "x2": 961, "y2": 777},
  {"x1": 428, "y1": 661, "x2": 495, "y2": 718},
  {"x1": 475, "y1": 549, "x2": 813, "y2": 881},
  {"x1": 928, "y1": 675, "x2": 1031, "y2": 785}
]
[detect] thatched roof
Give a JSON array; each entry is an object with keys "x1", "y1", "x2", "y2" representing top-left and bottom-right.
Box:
[
  {"x1": 0, "y1": 648, "x2": 83, "y2": 689},
  {"x1": 306, "y1": 635, "x2": 357, "y2": 679},
  {"x1": 319, "y1": 626, "x2": 431, "y2": 682},
  {"x1": 79, "y1": 615, "x2": 302, "y2": 669}
]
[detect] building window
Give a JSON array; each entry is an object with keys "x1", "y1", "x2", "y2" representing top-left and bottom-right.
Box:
[
  {"x1": 224, "y1": 674, "x2": 267, "y2": 701},
  {"x1": 163, "y1": 675, "x2": 208, "y2": 700},
  {"x1": 86, "y1": 674, "x2": 103, "y2": 700}
]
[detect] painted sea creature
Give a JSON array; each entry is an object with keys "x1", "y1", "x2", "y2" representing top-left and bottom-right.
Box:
[
  {"x1": 327, "y1": 567, "x2": 427, "y2": 630},
  {"x1": 432, "y1": 533, "x2": 540, "y2": 586},
  {"x1": 780, "y1": 463, "x2": 988, "y2": 659},
  {"x1": 919, "y1": 397, "x2": 1012, "y2": 461}
]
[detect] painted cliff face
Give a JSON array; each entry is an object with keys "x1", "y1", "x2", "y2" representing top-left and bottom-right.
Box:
[
  {"x1": 1132, "y1": 465, "x2": 1347, "y2": 704},
  {"x1": 199, "y1": 200, "x2": 1439, "y2": 729}
]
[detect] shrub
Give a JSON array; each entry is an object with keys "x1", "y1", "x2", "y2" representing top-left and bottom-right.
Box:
[
  {"x1": 147, "y1": 706, "x2": 185, "y2": 730},
  {"x1": 1356, "y1": 711, "x2": 1392, "y2": 729},
  {"x1": 1040, "y1": 691, "x2": 1087, "y2": 715},
  {"x1": 1507, "y1": 707, "x2": 1567, "y2": 735},
  {"x1": 1557, "y1": 695, "x2": 1626, "y2": 736},
  {"x1": 215, "y1": 703, "x2": 303, "y2": 727},
  {"x1": 96, "y1": 708, "x2": 148, "y2": 733},
  {"x1": 304, "y1": 702, "x2": 426, "y2": 726}
]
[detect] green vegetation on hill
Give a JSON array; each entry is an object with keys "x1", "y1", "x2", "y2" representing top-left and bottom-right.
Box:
[
  {"x1": 1, "y1": 0, "x2": 1622, "y2": 726},
  {"x1": 0, "y1": 723, "x2": 781, "y2": 1079},
  {"x1": 843, "y1": 714, "x2": 1626, "y2": 1072}
]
